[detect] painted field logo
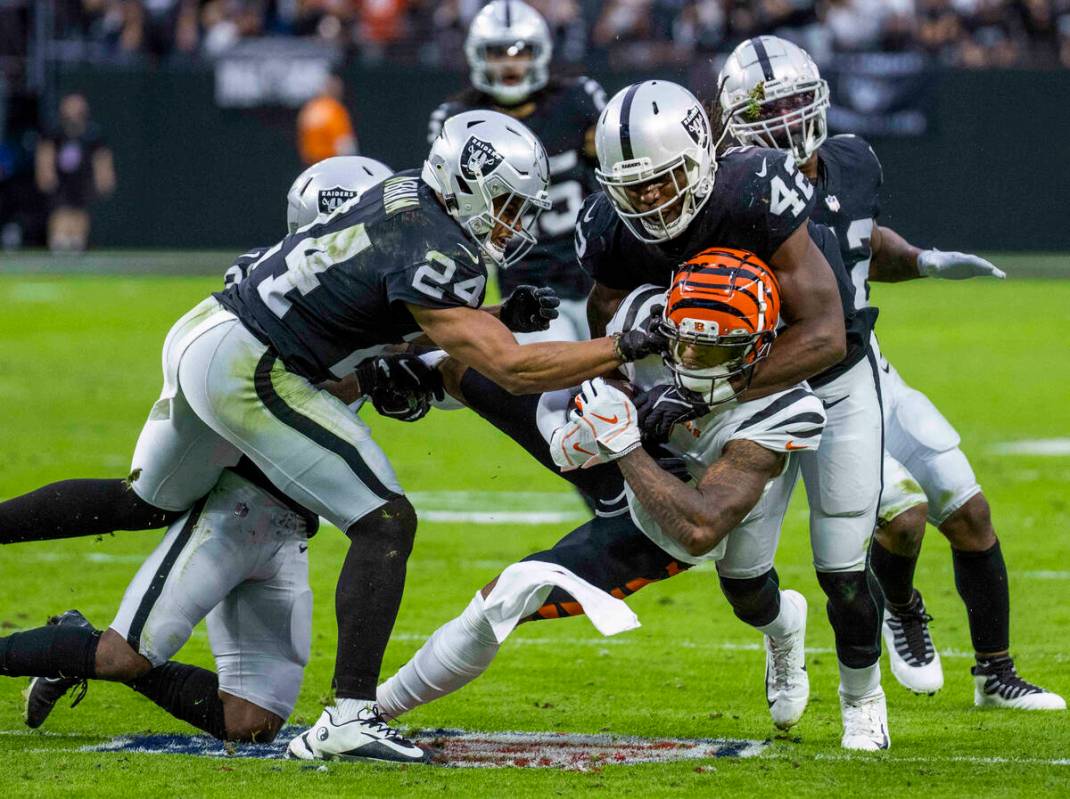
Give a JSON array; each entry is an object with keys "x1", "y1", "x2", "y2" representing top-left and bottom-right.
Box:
[{"x1": 87, "y1": 727, "x2": 767, "y2": 770}]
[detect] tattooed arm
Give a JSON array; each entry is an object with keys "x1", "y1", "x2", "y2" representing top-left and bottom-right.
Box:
[{"x1": 617, "y1": 440, "x2": 785, "y2": 556}]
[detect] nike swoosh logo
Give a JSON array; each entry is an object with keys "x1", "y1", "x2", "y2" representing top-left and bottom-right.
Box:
[
  {"x1": 785, "y1": 441, "x2": 806, "y2": 451},
  {"x1": 755, "y1": 158, "x2": 768, "y2": 178},
  {"x1": 591, "y1": 413, "x2": 619, "y2": 424},
  {"x1": 582, "y1": 202, "x2": 599, "y2": 223},
  {"x1": 822, "y1": 395, "x2": 849, "y2": 410},
  {"x1": 299, "y1": 544, "x2": 309, "y2": 553},
  {"x1": 572, "y1": 443, "x2": 596, "y2": 455},
  {"x1": 457, "y1": 243, "x2": 480, "y2": 264},
  {"x1": 880, "y1": 362, "x2": 890, "y2": 374}
]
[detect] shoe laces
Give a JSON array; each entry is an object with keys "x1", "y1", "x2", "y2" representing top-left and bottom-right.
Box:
[
  {"x1": 68, "y1": 679, "x2": 89, "y2": 709},
  {"x1": 976, "y1": 657, "x2": 1040, "y2": 699},
  {"x1": 767, "y1": 636, "x2": 798, "y2": 691},
  {"x1": 356, "y1": 704, "x2": 404, "y2": 741},
  {"x1": 890, "y1": 595, "x2": 934, "y2": 663}
]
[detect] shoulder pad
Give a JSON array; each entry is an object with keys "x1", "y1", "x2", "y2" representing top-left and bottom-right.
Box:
[
  {"x1": 605, "y1": 284, "x2": 666, "y2": 336},
  {"x1": 728, "y1": 387, "x2": 826, "y2": 453},
  {"x1": 574, "y1": 192, "x2": 616, "y2": 263},
  {"x1": 826, "y1": 134, "x2": 883, "y2": 186}
]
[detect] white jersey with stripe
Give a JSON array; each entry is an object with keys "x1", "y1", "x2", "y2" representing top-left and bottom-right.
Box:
[{"x1": 606, "y1": 284, "x2": 827, "y2": 564}]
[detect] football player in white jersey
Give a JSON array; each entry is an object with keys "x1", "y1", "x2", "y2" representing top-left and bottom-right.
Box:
[
  {"x1": 370, "y1": 252, "x2": 882, "y2": 747},
  {"x1": 717, "y1": 35, "x2": 1063, "y2": 711}
]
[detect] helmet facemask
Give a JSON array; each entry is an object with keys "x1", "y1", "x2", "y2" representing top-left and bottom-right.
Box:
[
  {"x1": 661, "y1": 318, "x2": 774, "y2": 405},
  {"x1": 596, "y1": 155, "x2": 713, "y2": 244},
  {"x1": 470, "y1": 40, "x2": 549, "y2": 106},
  {"x1": 724, "y1": 78, "x2": 830, "y2": 166},
  {"x1": 456, "y1": 170, "x2": 549, "y2": 268}
]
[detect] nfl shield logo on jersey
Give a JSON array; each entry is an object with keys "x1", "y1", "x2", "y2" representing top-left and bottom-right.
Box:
[
  {"x1": 460, "y1": 137, "x2": 503, "y2": 181},
  {"x1": 318, "y1": 187, "x2": 359, "y2": 215},
  {"x1": 681, "y1": 106, "x2": 709, "y2": 148}
]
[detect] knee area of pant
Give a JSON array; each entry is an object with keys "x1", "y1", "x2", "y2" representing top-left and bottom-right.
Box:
[
  {"x1": 719, "y1": 571, "x2": 776, "y2": 603},
  {"x1": 346, "y1": 496, "x2": 417, "y2": 558},
  {"x1": 816, "y1": 569, "x2": 871, "y2": 606},
  {"x1": 939, "y1": 494, "x2": 994, "y2": 549},
  {"x1": 877, "y1": 504, "x2": 928, "y2": 553}
]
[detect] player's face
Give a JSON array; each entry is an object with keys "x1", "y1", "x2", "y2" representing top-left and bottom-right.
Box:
[
  {"x1": 755, "y1": 91, "x2": 815, "y2": 150},
  {"x1": 484, "y1": 43, "x2": 536, "y2": 87},
  {"x1": 490, "y1": 193, "x2": 527, "y2": 248},
  {"x1": 673, "y1": 339, "x2": 749, "y2": 372},
  {"x1": 621, "y1": 165, "x2": 689, "y2": 224}
]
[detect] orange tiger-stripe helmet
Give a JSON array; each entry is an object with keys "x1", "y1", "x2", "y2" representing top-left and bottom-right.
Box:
[{"x1": 660, "y1": 247, "x2": 781, "y2": 403}]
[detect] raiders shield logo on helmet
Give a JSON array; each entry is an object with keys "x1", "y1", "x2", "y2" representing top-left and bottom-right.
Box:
[
  {"x1": 460, "y1": 137, "x2": 504, "y2": 181},
  {"x1": 681, "y1": 106, "x2": 709, "y2": 148},
  {"x1": 318, "y1": 187, "x2": 359, "y2": 215}
]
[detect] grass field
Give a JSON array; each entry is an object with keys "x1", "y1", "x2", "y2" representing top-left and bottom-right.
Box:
[{"x1": 0, "y1": 256, "x2": 1068, "y2": 796}]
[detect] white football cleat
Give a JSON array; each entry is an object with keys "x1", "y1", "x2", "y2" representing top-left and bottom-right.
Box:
[
  {"x1": 840, "y1": 687, "x2": 890, "y2": 751},
  {"x1": 765, "y1": 589, "x2": 809, "y2": 730},
  {"x1": 972, "y1": 657, "x2": 1066, "y2": 710},
  {"x1": 287, "y1": 705, "x2": 430, "y2": 764},
  {"x1": 882, "y1": 591, "x2": 943, "y2": 695}
]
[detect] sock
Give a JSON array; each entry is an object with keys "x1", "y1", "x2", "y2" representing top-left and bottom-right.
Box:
[
  {"x1": 755, "y1": 590, "x2": 803, "y2": 640},
  {"x1": 128, "y1": 662, "x2": 227, "y2": 740},
  {"x1": 376, "y1": 592, "x2": 500, "y2": 720},
  {"x1": 719, "y1": 569, "x2": 782, "y2": 628},
  {"x1": 335, "y1": 697, "x2": 376, "y2": 722},
  {"x1": 817, "y1": 570, "x2": 882, "y2": 669},
  {"x1": 868, "y1": 539, "x2": 918, "y2": 609},
  {"x1": 952, "y1": 541, "x2": 1010, "y2": 655},
  {"x1": 0, "y1": 625, "x2": 99, "y2": 678},
  {"x1": 0, "y1": 478, "x2": 181, "y2": 544},
  {"x1": 839, "y1": 661, "x2": 881, "y2": 701},
  {"x1": 333, "y1": 498, "x2": 416, "y2": 700}
]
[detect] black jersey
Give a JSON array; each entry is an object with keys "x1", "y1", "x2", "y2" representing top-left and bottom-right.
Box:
[
  {"x1": 215, "y1": 170, "x2": 488, "y2": 384},
  {"x1": 223, "y1": 246, "x2": 271, "y2": 288},
  {"x1": 810, "y1": 134, "x2": 884, "y2": 312},
  {"x1": 577, "y1": 146, "x2": 815, "y2": 290},
  {"x1": 430, "y1": 77, "x2": 605, "y2": 300}
]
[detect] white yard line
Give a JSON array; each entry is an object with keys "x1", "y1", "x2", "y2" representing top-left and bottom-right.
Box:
[{"x1": 990, "y1": 438, "x2": 1070, "y2": 456}]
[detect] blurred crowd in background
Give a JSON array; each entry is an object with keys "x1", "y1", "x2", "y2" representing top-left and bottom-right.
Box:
[{"x1": 2, "y1": 0, "x2": 1069, "y2": 69}]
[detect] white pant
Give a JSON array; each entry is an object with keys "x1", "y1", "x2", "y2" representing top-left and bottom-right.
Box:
[
  {"x1": 129, "y1": 297, "x2": 403, "y2": 530},
  {"x1": 799, "y1": 355, "x2": 884, "y2": 572},
  {"x1": 110, "y1": 470, "x2": 313, "y2": 720},
  {"x1": 874, "y1": 334, "x2": 981, "y2": 526},
  {"x1": 513, "y1": 297, "x2": 590, "y2": 344}
]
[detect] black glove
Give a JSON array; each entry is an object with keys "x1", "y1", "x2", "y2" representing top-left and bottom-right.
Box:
[
  {"x1": 634, "y1": 383, "x2": 710, "y2": 444},
  {"x1": 642, "y1": 441, "x2": 694, "y2": 483},
  {"x1": 614, "y1": 305, "x2": 668, "y2": 362},
  {"x1": 354, "y1": 354, "x2": 444, "y2": 423},
  {"x1": 500, "y1": 284, "x2": 561, "y2": 333}
]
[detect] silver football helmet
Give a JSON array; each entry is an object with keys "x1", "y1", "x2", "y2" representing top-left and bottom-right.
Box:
[
  {"x1": 422, "y1": 109, "x2": 551, "y2": 268},
  {"x1": 286, "y1": 156, "x2": 393, "y2": 233},
  {"x1": 718, "y1": 36, "x2": 830, "y2": 166},
  {"x1": 465, "y1": 0, "x2": 552, "y2": 106},
  {"x1": 594, "y1": 81, "x2": 715, "y2": 244}
]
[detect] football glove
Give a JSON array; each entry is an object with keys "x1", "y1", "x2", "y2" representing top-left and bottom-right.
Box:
[
  {"x1": 549, "y1": 411, "x2": 603, "y2": 472},
  {"x1": 917, "y1": 249, "x2": 1006, "y2": 280},
  {"x1": 635, "y1": 384, "x2": 710, "y2": 444},
  {"x1": 614, "y1": 305, "x2": 669, "y2": 362},
  {"x1": 354, "y1": 354, "x2": 444, "y2": 423},
  {"x1": 500, "y1": 285, "x2": 561, "y2": 333},
  {"x1": 574, "y1": 378, "x2": 641, "y2": 461}
]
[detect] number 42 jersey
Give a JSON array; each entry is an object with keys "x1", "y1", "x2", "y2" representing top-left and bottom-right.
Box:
[{"x1": 215, "y1": 171, "x2": 488, "y2": 384}]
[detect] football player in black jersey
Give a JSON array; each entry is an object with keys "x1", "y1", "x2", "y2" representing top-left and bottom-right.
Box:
[
  {"x1": 429, "y1": 0, "x2": 606, "y2": 343},
  {"x1": 0, "y1": 111, "x2": 668, "y2": 764},
  {"x1": 577, "y1": 80, "x2": 897, "y2": 748},
  {"x1": 718, "y1": 35, "x2": 1062, "y2": 711}
]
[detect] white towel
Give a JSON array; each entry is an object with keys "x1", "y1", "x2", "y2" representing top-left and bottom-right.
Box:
[{"x1": 481, "y1": 560, "x2": 641, "y2": 644}]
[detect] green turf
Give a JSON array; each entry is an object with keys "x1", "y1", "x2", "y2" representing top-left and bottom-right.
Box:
[{"x1": 0, "y1": 271, "x2": 1068, "y2": 796}]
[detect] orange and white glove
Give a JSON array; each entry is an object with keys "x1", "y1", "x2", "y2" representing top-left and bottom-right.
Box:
[
  {"x1": 549, "y1": 411, "x2": 603, "y2": 472},
  {"x1": 574, "y1": 378, "x2": 642, "y2": 463}
]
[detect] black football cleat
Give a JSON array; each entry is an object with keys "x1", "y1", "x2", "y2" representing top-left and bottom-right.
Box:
[{"x1": 23, "y1": 609, "x2": 95, "y2": 729}]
